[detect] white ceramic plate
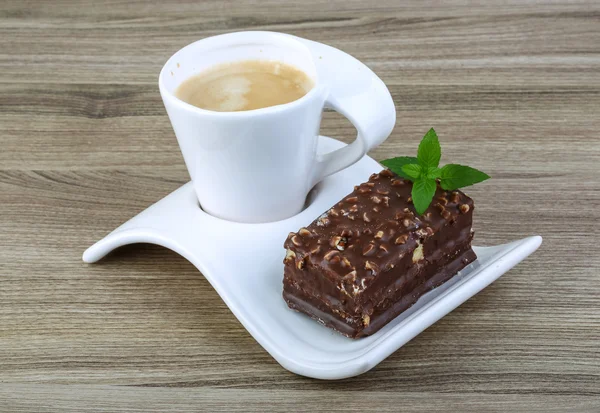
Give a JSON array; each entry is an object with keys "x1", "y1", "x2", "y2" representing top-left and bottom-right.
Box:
[{"x1": 84, "y1": 137, "x2": 542, "y2": 380}]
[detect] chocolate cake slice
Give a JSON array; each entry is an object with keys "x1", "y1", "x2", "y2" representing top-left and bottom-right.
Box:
[{"x1": 282, "y1": 169, "x2": 476, "y2": 338}]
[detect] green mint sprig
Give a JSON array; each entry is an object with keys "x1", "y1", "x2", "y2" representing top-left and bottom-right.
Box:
[{"x1": 380, "y1": 128, "x2": 490, "y2": 215}]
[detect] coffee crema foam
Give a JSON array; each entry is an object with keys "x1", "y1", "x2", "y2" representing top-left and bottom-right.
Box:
[{"x1": 175, "y1": 60, "x2": 314, "y2": 112}]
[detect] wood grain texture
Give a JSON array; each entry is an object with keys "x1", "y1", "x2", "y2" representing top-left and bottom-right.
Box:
[{"x1": 1, "y1": 0, "x2": 599, "y2": 411}]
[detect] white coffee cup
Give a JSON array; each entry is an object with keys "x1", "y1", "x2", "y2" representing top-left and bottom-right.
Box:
[{"x1": 159, "y1": 31, "x2": 395, "y2": 223}]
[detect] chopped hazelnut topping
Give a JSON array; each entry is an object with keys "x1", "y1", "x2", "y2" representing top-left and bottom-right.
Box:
[
  {"x1": 395, "y1": 234, "x2": 408, "y2": 245},
  {"x1": 412, "y1": 241, "x2": 424, "y2": 263},
  {"x1": 298, "y1": 228, "x2": 311, "y2": 237},
  {"x1": 324, "y1": 250, "x2": 339, "y2": 261},
  {"x1": 362, "y1": 243, "x2": 376, "y2": 256},
  {"x1": 284, "y1": 249, "x2": 296, "y2": 263}
]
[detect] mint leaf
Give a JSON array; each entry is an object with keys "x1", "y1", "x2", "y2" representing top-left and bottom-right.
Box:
[
  {"x1": 401, "y1": 164, "x2": 422, "y2": 180},
  {"x1": 425, "y1": 166, "x2": 441, "y2": 180},
  {"x1": 417, "y1": 128, "x2": 441, "y2": 168},
  {"x1": 439, "y1": 164, "x2": 490, "y2": 190},
  {"x1": 381, "y1": 128, "x2": 490, "y2": 215},
  {"x1": 380, "y1": 156, "x2": 418, "y2": 179},
  {"x1": 412, "y1": 178, "x2": 437, "y2": 215}
]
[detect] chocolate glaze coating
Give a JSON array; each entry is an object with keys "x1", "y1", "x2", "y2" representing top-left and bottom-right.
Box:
[{"x1": 282, "y1": 169, "x2": 476, "y2": 338}]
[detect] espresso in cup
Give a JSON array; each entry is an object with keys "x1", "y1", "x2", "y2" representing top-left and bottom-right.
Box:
[{"x1": 175, "y1": 60, "x2": 314, "y2": 112}]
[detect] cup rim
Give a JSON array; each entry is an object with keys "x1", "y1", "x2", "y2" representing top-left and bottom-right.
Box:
[{"x1": 158, "y1": 31, "x2": 322, "y2": 118}]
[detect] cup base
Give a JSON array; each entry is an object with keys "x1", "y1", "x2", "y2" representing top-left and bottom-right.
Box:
[{"x1": 196, "y1": 183, "x2": 322, "y2": 224}]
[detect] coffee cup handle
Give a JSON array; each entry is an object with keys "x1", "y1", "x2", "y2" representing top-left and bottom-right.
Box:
[{"x1": 310, "y1": 79, "x2": 396, "y2": 187}]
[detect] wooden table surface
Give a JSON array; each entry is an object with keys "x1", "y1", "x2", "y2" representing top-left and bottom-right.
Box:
[{"x1": 1, "y1": 1, "x2": 599, "y2": 411}]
